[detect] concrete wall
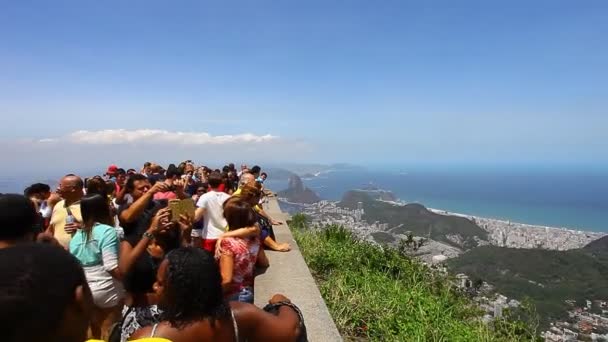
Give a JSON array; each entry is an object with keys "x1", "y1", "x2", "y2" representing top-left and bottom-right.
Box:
[{"x1": 255, "y1": 197, "x2": 342, "y2": 342}]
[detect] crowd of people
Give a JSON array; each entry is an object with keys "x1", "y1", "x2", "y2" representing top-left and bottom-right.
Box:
[{"x1": 0, "y1": 161, "x2": 304, "y2": 342}]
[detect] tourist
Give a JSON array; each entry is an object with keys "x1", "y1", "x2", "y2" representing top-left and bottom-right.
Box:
[
  {"x1": 191, "y1": 183, "x2": 207, "y2": 203},
  {"x1": 115, "y1": 168, "x2": 127, "y2": 194},
  {"x1": 147, "y1": 164, "x2": 164, "y2": 185},
  {"x1": 217, "y1": 198, "x2": 268, "y2": 303},
  {"x1": 115, "y1": 170, "x2": 133, "y2": 206},
  {"x1": 118, "y1": 174, "x2": 169, "y2": 239},
  {"x1": 228, "y1": 171, "x2": 239, "y2": 193},
  {"x1": 69, "y1": 193, "x2": 123, "y2": 340},
  {"x1": 221, "y1": 171, "x2": 233, "y2": 195},
  {"x1": 130, "y1": 247, "x2": 301, "y2": 341},
  {"x1": 106, "y1": 164, "x2": 119, "y2": 181},
  {"x1": 24, "y1": 182, "x2": 55, "y2": 224},
  {"x1": 141, "y1": 162, "x2": 152, "y2": 177},
  {"x1": 0, "y1": 244, "x2": 94, "y2": 342},
  {"x1": 153, "y1": 164, "x2": 187, "y2": 201},
  {"x1": 237, "y1": 164, "x2": 248, "y2": 177},
  {"x1": 86, "y1": 176, "x2": 110, "y2": 198},
  {"x1": 239, "y1": 184, "x2": 290, "y2": 252},
  {"x1": 257, "y1": 172, "x2": 268, "y2": 184},
  {"x1": 0, "y1": 194, "x2": 39, "y2": 248},
  {"x1": 118, "y1": 207, "x2": 192, "y2": 341},
  {"x1": 250, "y1": 165, "x2": 262, "y2": 179},
  {"x1": 182, "y1": 164, "x2": 198, "y2": 196},
  {"x1": 236, "y1": 173, "x2": 284, "y2": 227},
  {"x1": 49, "y1": 174, "x2": 84, "y2": 248},
  {"x1": 193, "y1": 171, "x2": 231, "y2": 253},
  {"x1": 233, "y1": 172, "x2": 255, "y2": 196}
]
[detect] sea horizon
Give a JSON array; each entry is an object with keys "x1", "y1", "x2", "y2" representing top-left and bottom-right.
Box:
[
  {"x1": 267, "y1": 164, "x2": 608, "y2": 233},
  {"x1": 2, "y1": 162, "x2": 606, "y2": 233}
]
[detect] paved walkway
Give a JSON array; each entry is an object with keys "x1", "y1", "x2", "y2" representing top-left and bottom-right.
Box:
[{"x1": 255, "y1": 196, "x2": 342, "y2": 342}]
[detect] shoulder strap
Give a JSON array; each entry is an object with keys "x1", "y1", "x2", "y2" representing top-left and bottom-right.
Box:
[
  {"x1": 230, "y1": 309, "x2": 240, "y2": 342},
  {"x1": 150, "y1": 323, "x2": 159, "y2": 337}
]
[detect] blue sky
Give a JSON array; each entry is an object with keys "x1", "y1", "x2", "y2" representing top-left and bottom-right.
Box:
[{"x1": 1, "y1": 0, "x2": 607, "y2": 169}]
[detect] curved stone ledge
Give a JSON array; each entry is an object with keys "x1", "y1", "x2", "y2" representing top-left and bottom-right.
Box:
[{"x1": 255, "y1": 196, "x2": 342, "y2": 342}]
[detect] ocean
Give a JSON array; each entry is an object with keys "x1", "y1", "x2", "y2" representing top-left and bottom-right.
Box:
[
  {"x1": 3, "y1": 164, "x2": 606, "y2": 232},
  {"x1": 266, "y1": 165, "x2": 608, "y2": 232}
]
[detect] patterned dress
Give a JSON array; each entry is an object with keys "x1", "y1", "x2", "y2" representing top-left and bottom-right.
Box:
[
  {"x1": 120, "y1": 304, "x2": 162, "y2": 342},
  {"x1": 216, "y1": 236, "x2": 261, "y2": 301}
]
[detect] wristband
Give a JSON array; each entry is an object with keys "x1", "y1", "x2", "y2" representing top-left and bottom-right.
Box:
[{"x1": 143, "y1": 232, "x2": 155, "y2": 240}]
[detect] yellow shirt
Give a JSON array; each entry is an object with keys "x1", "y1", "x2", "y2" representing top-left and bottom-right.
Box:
[{"x1": 50, "y1": 199, "x2": 82, "y2": 248}]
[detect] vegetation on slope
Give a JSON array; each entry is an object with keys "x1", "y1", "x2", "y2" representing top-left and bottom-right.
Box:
[
  {"x1": 448, "y1": 245, "x2": 608, "y2": 327},
  {"x1": 338, "y1": 190, "x2": 487, "y2": 249},
  {"x1": 290, "y1": 214, "x2": 538, "y2": 341}
]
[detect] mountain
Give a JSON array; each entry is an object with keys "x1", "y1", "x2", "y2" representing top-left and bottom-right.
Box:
[
  {"x1": 339, "y1": 190, "x2": 488, "y2": 249},
  {"x1": 277, "y1": 174, "x2": 321, "y2": 204},
  {"x1": 448, "y1": 245, "x2": 608, "y2": 327}
]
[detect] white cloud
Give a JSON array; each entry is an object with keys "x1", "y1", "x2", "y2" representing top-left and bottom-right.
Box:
[
  {"x1": 38, "y1": 129, "x2": 278, "y2": 145},
  {"x1": 0, "y1": 129, "x2": 317, "y2": 178}
]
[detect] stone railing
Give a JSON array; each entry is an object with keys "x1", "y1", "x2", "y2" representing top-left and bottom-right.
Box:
[{"x1": 255, "y1": 196, "x2": 342, "y2": 341}]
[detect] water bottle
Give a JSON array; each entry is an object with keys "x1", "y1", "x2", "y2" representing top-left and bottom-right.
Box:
[{"x1": 66, "y1": 213, "x2": 75, "y2": 225}]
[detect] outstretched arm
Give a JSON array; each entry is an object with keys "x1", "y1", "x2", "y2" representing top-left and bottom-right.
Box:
[
  {"x1": 232, "y1": 294, "x2": 300, "y2": 342},
  {"x1": 119, "y1": 182, "x2": 168, "y2": 224},
  {"x1": 220, "y1": 224, "x2": 260, "y2": 239}
]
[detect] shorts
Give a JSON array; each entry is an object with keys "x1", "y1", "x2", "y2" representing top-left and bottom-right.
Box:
[
  {"x1": 228, "y1": 286, "x2": 254, "y2": 304},
  {"x1": 201, "y1": 239, "x2": 218, "y2": 254},
  {"x1": 91, "y1": 282, "x2": 124, "y2": 308}
]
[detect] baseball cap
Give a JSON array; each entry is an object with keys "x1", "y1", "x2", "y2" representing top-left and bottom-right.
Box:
[{"x1": 106, "y1": 164, "x2": 118, "y2": 175}]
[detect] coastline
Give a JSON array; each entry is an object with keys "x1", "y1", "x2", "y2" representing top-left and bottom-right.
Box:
[
  {"x1": 279, "y1": 193, "x2": 606, "y2": 250},
  {"x1": 427, "y1": 207, "x2": 607, "y2": 250}
]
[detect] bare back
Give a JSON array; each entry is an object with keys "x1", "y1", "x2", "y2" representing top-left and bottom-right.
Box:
[{"x1": 130, "y1": 315, "x2": 238, "y2": 342}]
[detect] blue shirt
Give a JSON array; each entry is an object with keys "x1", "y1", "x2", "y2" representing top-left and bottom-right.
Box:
[{"x1": 69, "y1": 223, "x2": 119, "y2": 267}]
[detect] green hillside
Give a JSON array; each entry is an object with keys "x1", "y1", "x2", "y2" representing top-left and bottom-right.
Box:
[
  {"x1": 290, "y1": 214, "x2": 538, "y2": 341},
  {"x1": 339, "y1": 190, "x2": 488, "y2": 249},
  {"x1": 448, "y1": 245, "x2": 608, "y2": 326}
]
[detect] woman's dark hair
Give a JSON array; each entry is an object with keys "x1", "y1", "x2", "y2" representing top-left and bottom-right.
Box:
[
  {"x1": 223, "y1": 198, "x2": 256, "y2": 231},
  {"x1": 207, "y1": 171, "x2": 223, "y2": 189},
  {"x1": 154, "y1": 226, "x2": 181, "y2": 253},
  {"x1": 80, "y1": 194, "x2": 113, "y2": 230},
  {"x1": 86, "y1": 176, "x2": 108, "y2": 198},
  {"x1": 24, "y1": 183, "x2": 51, "y2": 197},
  {"x1": 166, "y1": 164, "x2": 182, "y2": 179},
  {"x1": 250, "y1": 165, "x2": 261, "y2": 175},
  {"x1": 160, "y1": 247, "x2": 229, "y2": 328},
  {"x1": 0, "y1": 243, "x2": 88, "y2": 341},
  {"x1": 0, "y1": 194, "x2": 38, "y2": 241}
]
